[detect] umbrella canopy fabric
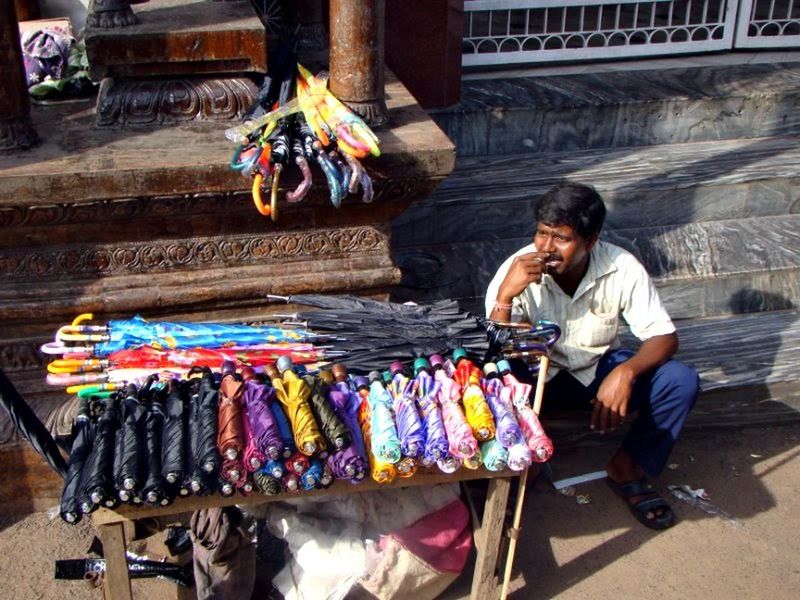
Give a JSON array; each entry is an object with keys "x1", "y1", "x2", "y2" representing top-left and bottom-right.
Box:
[{"x1": 274, "y1": 295, "x2": 509, "y2": 373}]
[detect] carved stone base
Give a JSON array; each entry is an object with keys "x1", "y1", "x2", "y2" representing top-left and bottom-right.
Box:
[
  {"x1": 87, "y1": 0, "x2": 138, "y2": 28},
  {"x1": 0, "y1": 116, "x2": 39, "y2": 153},
  {"x1": 96, "y1": 76, "x2": 258, "y2": 126},
  {"x1": 343, "y1": 98, "x2": 389, "y2": 128}
]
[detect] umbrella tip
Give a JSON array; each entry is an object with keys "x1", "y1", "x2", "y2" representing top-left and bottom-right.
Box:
[
  {"x1": 413, "y1": 357, "x2": 430, "y2": 374},
  {"x1": 267, "y1": 295, "x2": 290, "y2": 303},
  {"x1": 276, "y1": 355, "x2": 294, "y2": 373}
]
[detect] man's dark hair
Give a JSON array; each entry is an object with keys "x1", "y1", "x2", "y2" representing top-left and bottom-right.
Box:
[{"x1": 533, "y1": 181, "x2": 606, "y2": 238}]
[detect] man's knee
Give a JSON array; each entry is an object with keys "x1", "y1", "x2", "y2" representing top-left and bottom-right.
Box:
[{"x1": 656, "y1": 360, "x2": 700, "y2": 409}]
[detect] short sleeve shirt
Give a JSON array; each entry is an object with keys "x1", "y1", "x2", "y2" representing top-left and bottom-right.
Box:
[{"x1": 485, "y1": 241, "x2": 675, "y2": 385}]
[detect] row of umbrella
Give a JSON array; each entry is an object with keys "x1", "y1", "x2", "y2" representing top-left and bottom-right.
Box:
[
  {"x1": 41, "y1": 298, "x2": 560, "y2": 389},
  {"x1": 58, "y1": 345, "x2": 556, "y2": 525},
  {"x1": 41, "y1": 313, "x2": 340, "y2": 392},
  {"x1": 1, "y1": 295, "x2": 563, "y2": 528}
]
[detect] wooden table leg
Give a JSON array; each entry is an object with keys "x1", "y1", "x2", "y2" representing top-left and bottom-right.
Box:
[
  {"x1": 470, "y1": 476, "x2": 511, "y2": 600},
  {"x1": 99, "y1": 521, "x2": 133, "y2": 600}
]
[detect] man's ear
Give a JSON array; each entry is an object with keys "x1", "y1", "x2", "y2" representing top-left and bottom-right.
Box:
[{"x1": 585, "y1": 233, "x2": 599, "y2": 252}]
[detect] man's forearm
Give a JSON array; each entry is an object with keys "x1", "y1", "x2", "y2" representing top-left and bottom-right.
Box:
[
  {"x1": 619, "y1": 333, "x2": 679, "y2": 379},
  {"x1": 489, "y1": 303, "x2": 512, "y2": 321}
]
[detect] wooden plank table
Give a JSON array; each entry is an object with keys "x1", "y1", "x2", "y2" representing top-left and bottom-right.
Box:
[{"x1": 93, "y1": 466, "x2": 521, "y2": 600}]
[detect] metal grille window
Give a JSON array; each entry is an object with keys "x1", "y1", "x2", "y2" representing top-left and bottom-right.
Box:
[
  {"x1": 463, "y1": 0, "x2": 737, "y2": 65},
  {"x1": 735, "y1": 0, "x2": 800, "y2": 46}
]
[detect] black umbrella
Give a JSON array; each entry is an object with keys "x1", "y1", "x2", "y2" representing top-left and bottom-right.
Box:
[
  {"x1": 118, "y1": 383, "x2": 146, "y2": 499},
  {"x1": 161, "y1": 379, "x2": 187, "y2": 488},
  {"x1": 182, "y1": 377, "x2": 200, "y2": 496},
  {"x1": 0, "y1": 368, "x2": 68, "y2": 479},
  {"x1": 112, "y1": 413, "x2": 124, "y2": 501},
  {"x1": 82, "y1": 396, "x2": 120, "y2": 511},
  {"x1": 269, "y1": 294, "x2": 510, "y2": 373},
  {"x1": 189, "y1": 370, "x2": 221, "y2": 494},
  {"x1": 59, "y1": 398, "x2": 94, "y2": 524},
  {"x1": 142, "y1": 390, "x2": 167, "y2": 505}
]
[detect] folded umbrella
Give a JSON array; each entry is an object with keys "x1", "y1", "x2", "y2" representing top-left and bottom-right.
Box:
[
  {"x1": 324, "y1": 365, "x2": 368, "y2": 482},
  {"x1": 142, "y1": 391, "x2": 167, "y2": 505},
  {"x1": 300, "y1": 369, "x2": 350, "y2": 451},
  {"x1": 481, "y1": 439, "x2": 508, "y2": 472},
  {"x1": 411, "y1": 358, "x2": 449, "y2": 465},
  {"x1": 430, "y1": 355, "x2": 478, "y2": 460},
  {"x1": 268, "y1": 361, "x2": 325, "y2": 456},
  {"x1": 497, "y1": 360, "x2": 553, "y2": 462},
  {"x1": 481, "y1": 365, "x2": 523, "y2": 448},
  {"x1": 118, "y1": 383, "x2": 147, "y2": 498},
  {"x1": 218, "y1": 364, "x2": 246, "y2": 463},
  {"x1": 0, "y1": 367, "x2": 68, "y2": 479},
  {"x1": 452, "y1": 349, "x2": 496, "y2": 442},
  {"x1": 60, "y1": 398, "x2": 94, "y2": 524},
  {"x1": 386, "y1": 362, "x2": 425, "y2": 460},
  {"x1": 365, "y1": 373, "x2": 402, "y2": 464},
  {"x1": 240, "y1": 368, "x2": 283, "y2": 461},
  {"x1": 82, "y1": 396, "x2": 120, "y2": 510},
  {"x1": 354, "y1": 376, "x2": 396, "y2": 484},
  {"x1": 188, "y1": 370, "x2": 221, "y2": 493},
  {"x1": 161, "y1": 379, "x2": 188, "y2": 488}
]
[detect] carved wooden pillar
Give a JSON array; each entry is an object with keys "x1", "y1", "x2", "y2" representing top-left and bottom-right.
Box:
[
  {"x1": 329, "y1": 0, "x2": 388, "y2": 127},
  {"x1": 0, "y1": 0, "x2": 39, "y2": 152},
  {"x1": 14, "y1": 0, "x2": 40, "y2": 21}
]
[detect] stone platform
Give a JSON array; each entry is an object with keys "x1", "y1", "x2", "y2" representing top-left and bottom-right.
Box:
[{"x1": 433, "y1": 61, "x2": 800, "y2": 156}]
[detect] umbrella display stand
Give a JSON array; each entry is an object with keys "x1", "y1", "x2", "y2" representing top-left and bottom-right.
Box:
[
  {"x1": 92, "y1": 464, "x2": 520, "y2": 600},
  {"x1": 86, "y1": 355, "x2": 552, "y2": 600}
]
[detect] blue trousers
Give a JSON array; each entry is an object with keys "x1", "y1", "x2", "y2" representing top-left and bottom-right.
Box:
[{"x1": 541, "y1": 349, "x2": 700, "y2": 478}]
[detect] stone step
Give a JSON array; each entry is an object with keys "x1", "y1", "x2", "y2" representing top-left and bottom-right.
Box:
[
  {"x1": 392, "y1": 135, "x2": 800, "y2": 245},
  {"x1": 392, "y1": 214, "x2": 800, "y2": 319},
  {"x1": 433, "y1": 62, "x2": 800, "y2": 156},
  {"x1": 548, "y1": 310, "x2": 800, "y2": 444}
]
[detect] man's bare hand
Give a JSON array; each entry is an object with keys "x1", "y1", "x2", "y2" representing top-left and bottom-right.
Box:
[
  {"x1": 497, "y1": 252, "x2": 550, "y2": 302},
  {"x1": 591, "y1": 364, "x2": 635, "y2": 433}
]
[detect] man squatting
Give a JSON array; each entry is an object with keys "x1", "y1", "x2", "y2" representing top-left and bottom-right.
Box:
[{"x1": 486, "y1": 182, "x2": 700, "y2": 529}]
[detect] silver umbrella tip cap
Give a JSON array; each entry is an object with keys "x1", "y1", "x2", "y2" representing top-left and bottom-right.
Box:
[{"x1": 276, "y1": 356, "x2": 293, "y2": 373}]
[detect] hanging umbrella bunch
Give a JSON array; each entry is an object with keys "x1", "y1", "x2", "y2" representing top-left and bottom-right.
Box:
[{"x1": 225, "y1": 61, "x2": 380, "y2": 221}]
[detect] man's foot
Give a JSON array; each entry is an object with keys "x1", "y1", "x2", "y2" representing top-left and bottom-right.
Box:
[
  {"x1": 606, "y1": 477, "x2": 676, "y2": 530},
  {"x1": 606, "y1": 449, "x2": 676, "y2": 530}
]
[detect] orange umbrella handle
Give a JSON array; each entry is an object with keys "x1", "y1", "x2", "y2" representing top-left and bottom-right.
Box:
[{"x1": 252, "y1": 173, "x2": 272, "y2": 217}]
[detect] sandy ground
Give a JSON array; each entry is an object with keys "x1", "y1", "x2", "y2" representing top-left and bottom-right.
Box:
[{"x1": 1, "y1": 422, "x2": 798, "y2": 599}]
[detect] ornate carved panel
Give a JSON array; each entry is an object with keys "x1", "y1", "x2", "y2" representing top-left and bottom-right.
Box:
[
  {"x1": 0, "y1": 225, "x2": 388, "y2": 280},
  {"x1": 96, "y1": 77, "x2": 258, "y2": 126}
]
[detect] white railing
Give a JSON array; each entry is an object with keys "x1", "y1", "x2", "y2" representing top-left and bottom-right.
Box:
[
  {"x1": 735, "y1": 0, "x2": 800, "y2": 47},
  {"x1": 464, "y1": 0, "x2": 800, "y2": 66}
]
